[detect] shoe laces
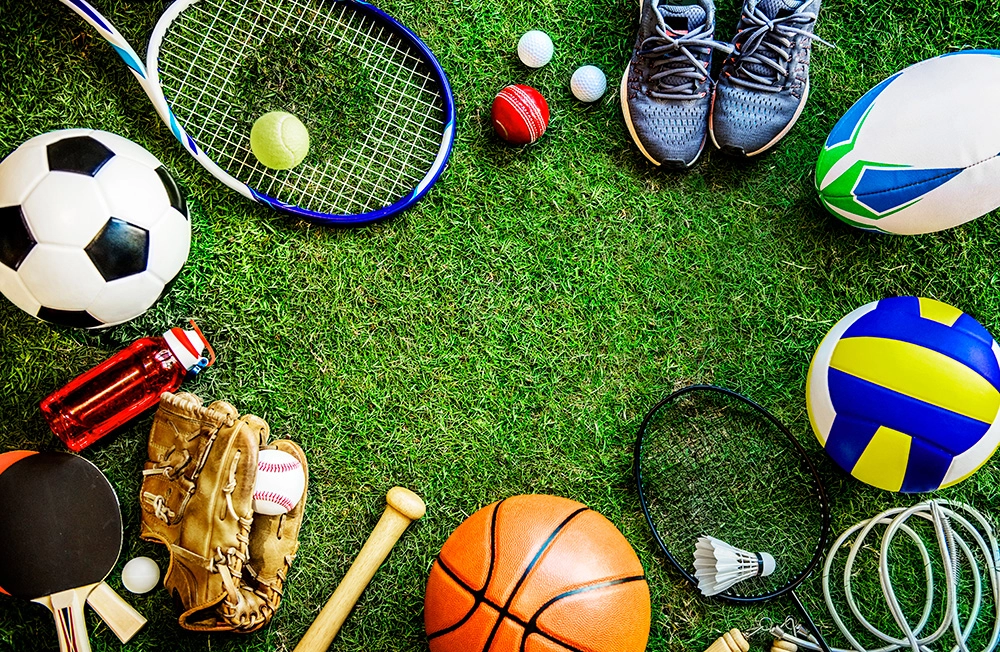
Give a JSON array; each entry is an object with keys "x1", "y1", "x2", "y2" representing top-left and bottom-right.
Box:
[
  {"x1": 725, "y1": 0, "x2": 833, "y2": 92},
  {"x1": 638, "y1": 4, "x2": 733, "y2": 100}
]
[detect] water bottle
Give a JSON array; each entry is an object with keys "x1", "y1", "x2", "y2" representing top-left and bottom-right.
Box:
[{"x1": 40, "y1": 321, "x2": 214, "y2": 451}]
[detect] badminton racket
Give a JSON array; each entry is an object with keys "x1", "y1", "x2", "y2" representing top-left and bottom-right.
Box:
[
  {"x1": 634, "y1": 384, "x2": 832, "y2": 652},
  {"x1": 60, "y1": 0, "x2": 456, "y2": 225}
]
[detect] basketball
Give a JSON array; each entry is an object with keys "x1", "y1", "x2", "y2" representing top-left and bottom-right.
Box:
[
  {"x1": 424, "y1": 494, "x2": 650, "y2": 652},
  {"x1": 807, "y1": 296, "x2": 1000, "y2": 492}
]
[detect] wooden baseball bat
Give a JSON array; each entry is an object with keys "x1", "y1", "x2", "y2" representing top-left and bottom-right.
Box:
[{"x1": 293, "y1": 487, "x2": 426, "y2": 652}]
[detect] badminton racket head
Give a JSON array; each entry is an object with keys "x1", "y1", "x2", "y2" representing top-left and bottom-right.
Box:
[
  {"x1": 634, "y1": 384, "x2": 830, "y2": 602},
  {"x1": 147, "y1": 0, "x2": 455, "y2": 225}
]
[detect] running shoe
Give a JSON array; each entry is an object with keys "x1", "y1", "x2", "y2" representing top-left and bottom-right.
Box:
[
  {"x1": 621, "y1": 0, "x2": 733, "y2": 168},
  {"x1": 710, "y1": 0, "x2": 829, "y2": 156}
]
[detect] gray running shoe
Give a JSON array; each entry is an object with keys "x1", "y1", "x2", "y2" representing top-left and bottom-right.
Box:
[
  {"x1": 710, "y1": 0, "x2": 830, "y2": 156},
  {"x1": 621, "y1": 0, "x2": 733, "y2": 168}
]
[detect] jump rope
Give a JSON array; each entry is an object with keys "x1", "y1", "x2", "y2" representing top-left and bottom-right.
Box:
[{"x1": 773, "y1": 500, "x2": 1000, "y2": 652}]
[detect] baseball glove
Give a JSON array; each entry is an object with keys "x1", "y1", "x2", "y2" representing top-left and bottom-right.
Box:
[{"x1": 139, "y1": 391, "x2": 308, "y2": 633}]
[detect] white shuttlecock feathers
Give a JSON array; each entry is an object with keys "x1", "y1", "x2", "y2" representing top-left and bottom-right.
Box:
[{"x1": 693, "y1": 536, "x2": 776, "y2": 596}]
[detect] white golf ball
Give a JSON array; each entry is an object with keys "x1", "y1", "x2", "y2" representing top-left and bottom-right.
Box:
[
  {"x1": 121, "y1": 556, "x2": 160, "y2": 594},
  {"x1": 570, "y1": 65, "x2": 607, "y2": 102},
  {"x1": 517, "y1": 30, "x2": 554, "y2": 68}
]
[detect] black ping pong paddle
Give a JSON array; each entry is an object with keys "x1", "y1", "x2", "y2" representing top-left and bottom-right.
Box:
[{"x1": 0, "y1": 451, "x2": 123, "y2": 652}]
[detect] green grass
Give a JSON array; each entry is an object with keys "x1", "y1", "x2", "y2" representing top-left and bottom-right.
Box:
[{"x1": 3, "y1": 0, "x2": 1000, "y2": 650}]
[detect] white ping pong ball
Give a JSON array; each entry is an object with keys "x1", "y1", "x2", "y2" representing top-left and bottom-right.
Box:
[{"x1": 121, "y1": 556, "x2": 160, "y2": 594}]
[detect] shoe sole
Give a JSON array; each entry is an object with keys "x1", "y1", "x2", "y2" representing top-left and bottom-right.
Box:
[
  {"x1": 709, "y1": 79, "x2": 810, "y2": 157},
  {"x1": 620, "y1": 65, "x2": 703, "y2": 169}
]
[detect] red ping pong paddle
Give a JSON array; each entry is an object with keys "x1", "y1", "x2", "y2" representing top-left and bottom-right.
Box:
[{"x1": 0, "y1": 451, "x2": 123, "y2": 652}]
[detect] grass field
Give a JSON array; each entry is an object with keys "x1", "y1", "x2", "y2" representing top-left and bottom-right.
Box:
[{"x1": 3, "y1": 0, "x2": 1000, "y2": 650}]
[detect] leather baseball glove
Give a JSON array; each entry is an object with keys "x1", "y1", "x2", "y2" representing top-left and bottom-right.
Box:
[{"x1": 139, "y1": 391, "x2": 307, "y2": 632}]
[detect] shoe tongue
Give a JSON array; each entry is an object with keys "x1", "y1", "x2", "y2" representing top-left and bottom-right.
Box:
[
  {"x1": 739, "y1": 0, "x2": 801, "y2": 80},
  {"x1": 756, "y1": 0, "x2": 800, "y2": 19},
  {"x1": 658, "y1": 2, "x2": 707, "y2": 35}
]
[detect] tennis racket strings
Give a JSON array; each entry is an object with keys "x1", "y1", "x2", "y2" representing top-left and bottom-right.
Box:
[
  {"x1": 151, "y1": 0, "x2": 452, "y2": 221},
  {"x1": 635, "y1": 386, "x2": 829, "y2": 601}
]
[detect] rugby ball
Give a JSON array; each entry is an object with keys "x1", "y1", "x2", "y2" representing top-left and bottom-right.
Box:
[{"x1": 816, "y1": 51, "x2": 1000, "y2": 235}]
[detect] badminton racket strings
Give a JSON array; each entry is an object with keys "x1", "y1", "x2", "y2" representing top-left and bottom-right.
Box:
[{"x1": 636, "y1": 386, "x2": 828, "y2": 599}]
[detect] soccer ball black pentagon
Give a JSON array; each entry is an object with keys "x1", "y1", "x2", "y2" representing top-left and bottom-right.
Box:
[{"x1": 0, "y1": 129, "x2": 190, "y2": 329}]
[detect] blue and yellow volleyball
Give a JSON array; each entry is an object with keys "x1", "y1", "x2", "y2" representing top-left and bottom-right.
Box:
[{"x1": 807, "y1": 296, "x2": 1000, "y2": 492}]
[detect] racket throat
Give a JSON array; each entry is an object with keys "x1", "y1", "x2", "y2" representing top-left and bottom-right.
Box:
[{"x1": 33, "y1": 584, "x2": 100, "y2": 652}]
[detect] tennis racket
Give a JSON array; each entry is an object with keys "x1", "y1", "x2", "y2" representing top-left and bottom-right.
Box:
[
  {"x1": 60, "y1": 0, "x2": 456, "y2": 225},
  {"x1": 634, "y1": 385, "x2": 832, "y2": 652}
]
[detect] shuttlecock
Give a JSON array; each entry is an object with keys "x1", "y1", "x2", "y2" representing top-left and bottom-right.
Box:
[{"x1": 693, "y1": 535, "x2": 776, "y2": 596}]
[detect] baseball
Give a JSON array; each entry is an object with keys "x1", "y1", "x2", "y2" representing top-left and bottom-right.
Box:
[
  {"x1": 121, "y1": 556, "x2": 160, "y2": 594},
  {"x1": 253, "y1": 449, "x2": 306, "y2": 516}
]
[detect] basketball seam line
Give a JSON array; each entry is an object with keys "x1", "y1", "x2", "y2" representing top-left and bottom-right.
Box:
[
  {"x1": 480, "y1": 506, "x2": 591, "y2": 652},
  {"x1": 430, "y1": 558, "x2": 646, "y2": 652},
  {"x1": 521, "y1": 574, "x2": 648, "y2": 652},
  {"x1": 426, "y1": 500, "x2": 508, "y2": 641}
]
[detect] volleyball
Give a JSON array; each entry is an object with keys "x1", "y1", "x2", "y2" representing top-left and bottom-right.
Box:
[{"x1": 807, "y1": 296, "x2": 1000, "y2": 492}]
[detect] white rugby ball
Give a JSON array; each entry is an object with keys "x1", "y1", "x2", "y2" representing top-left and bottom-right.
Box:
[{"x1": 816, "y1": 50, "x2": 1000, "y2": 235}]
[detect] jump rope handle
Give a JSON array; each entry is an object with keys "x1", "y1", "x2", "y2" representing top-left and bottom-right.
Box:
[
  {"x1": 292, "y1": 487, "x2": 426, "y2": 652},
  {"x1": 703, "y1": 629, "x2": 750, "y2": 652}
]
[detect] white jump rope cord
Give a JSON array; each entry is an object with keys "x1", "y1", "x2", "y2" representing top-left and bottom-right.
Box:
[{"x1": 773, "y1": 500, "x2": 1000, "y2": 652}]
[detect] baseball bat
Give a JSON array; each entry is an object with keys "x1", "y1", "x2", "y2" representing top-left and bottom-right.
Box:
[{"x1": 293, "y1": 487, "x2": 426, "y2": 652}]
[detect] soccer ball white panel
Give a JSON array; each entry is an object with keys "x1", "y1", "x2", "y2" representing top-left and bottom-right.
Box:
[
  {"x1": 146, "y1": 208, "x2": 192, "y2": 283},
  {"x1": 88, "y1": 273, "x2": 165, "y2": 326},
  {"x1": 89, "y1": 131, "x2": 164, "y2": 170},
  {"x1": 21, "y1": 173, "x2": 110, "y2": 247},
  {"x1": 96, "y1": 156, "x2": 170, "y2": 230},
  {"x1": 0, "y1": 263, "x2": 41, "y2": 316},
  {"x1": 17, "y1": 245, "x2": 105, "y2": 310},
  {"x1": 0, "y1": 144, "x2": 49, "y2": 206}
]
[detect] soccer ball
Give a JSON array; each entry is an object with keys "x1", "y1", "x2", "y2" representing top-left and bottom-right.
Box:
[
  {"x1": 807, "y1": 296, "x2": 1000, "y2": 492},
  {"x1": 0, "y1": 129, "x2": 190, "y2": 328}
]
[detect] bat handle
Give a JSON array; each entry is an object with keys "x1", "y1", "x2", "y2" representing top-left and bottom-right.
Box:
[{"x1": 293, "y1": 487, "x2": 426, "y2": 652}]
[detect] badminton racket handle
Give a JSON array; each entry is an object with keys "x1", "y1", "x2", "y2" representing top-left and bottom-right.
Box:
[
  {"x1": 702, "y1": 629, "x2": 749, "y2": 652},
  {"x1": 293, "y1": 488, "x2": 426, "y2": 652}
]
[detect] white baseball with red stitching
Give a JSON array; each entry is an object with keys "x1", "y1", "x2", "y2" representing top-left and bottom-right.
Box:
[{"x1": 252, "y1": 449, "x2": 305, "y2": 516}]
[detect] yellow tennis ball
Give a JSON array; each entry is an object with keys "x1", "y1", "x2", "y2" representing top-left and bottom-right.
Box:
[{"x1": 250, "y1": 111, "x2": 310, "y2": 170}]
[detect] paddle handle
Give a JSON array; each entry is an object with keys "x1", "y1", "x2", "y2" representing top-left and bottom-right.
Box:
[
  {"x1": 35, "y1": 585, "x2": 96, "y2": 652},
  {"x1": 87, "y1": 582, "x2": 146, "y2": 643},
  {"x1": 293, "y1": 487, "x2": 426, "y2": 652}
]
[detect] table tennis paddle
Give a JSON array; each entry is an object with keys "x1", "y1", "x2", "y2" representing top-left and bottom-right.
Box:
[{"x1": 0, "y1": 451, "x2": 125, "y2": 652}]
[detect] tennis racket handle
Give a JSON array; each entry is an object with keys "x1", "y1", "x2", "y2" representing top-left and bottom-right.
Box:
[
  {"x1": 703, "y1": 629, "x2": 749, "y2": 652},
  {"x1": 772, "y1": 640, "x2": 798, "y2": 652},
  {"x1": 293, "y1": 487, "x2": 426, "y2": 652},
  {"x1": 34, "y1": 585, "x2": 96, "y2": 652},
  {"x1": 87, "y1": 582, "x2": 147, "y2": 643}
]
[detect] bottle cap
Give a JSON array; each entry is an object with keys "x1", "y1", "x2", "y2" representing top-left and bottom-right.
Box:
[{"x1": 163, "y1": 322, "x2": 213, "y2": 371}]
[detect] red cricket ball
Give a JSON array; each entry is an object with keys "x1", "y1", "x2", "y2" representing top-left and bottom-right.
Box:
[{"x1": 491, "y1": 85, "x2": 550, "y2": 145}]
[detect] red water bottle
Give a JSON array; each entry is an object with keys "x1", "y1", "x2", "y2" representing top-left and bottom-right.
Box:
[{"x1": 40, "y1": 321, "x2": 215, "y2": 451}]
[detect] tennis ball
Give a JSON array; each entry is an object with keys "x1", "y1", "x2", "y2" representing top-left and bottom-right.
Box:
[{"x1": 250, "y1": 111, "x2": 310, "y2": 170}]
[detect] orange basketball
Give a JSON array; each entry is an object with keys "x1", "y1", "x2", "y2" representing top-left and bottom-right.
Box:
[{"x1": 424, "y1": 494, "x2": 650, "y2": 652}]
